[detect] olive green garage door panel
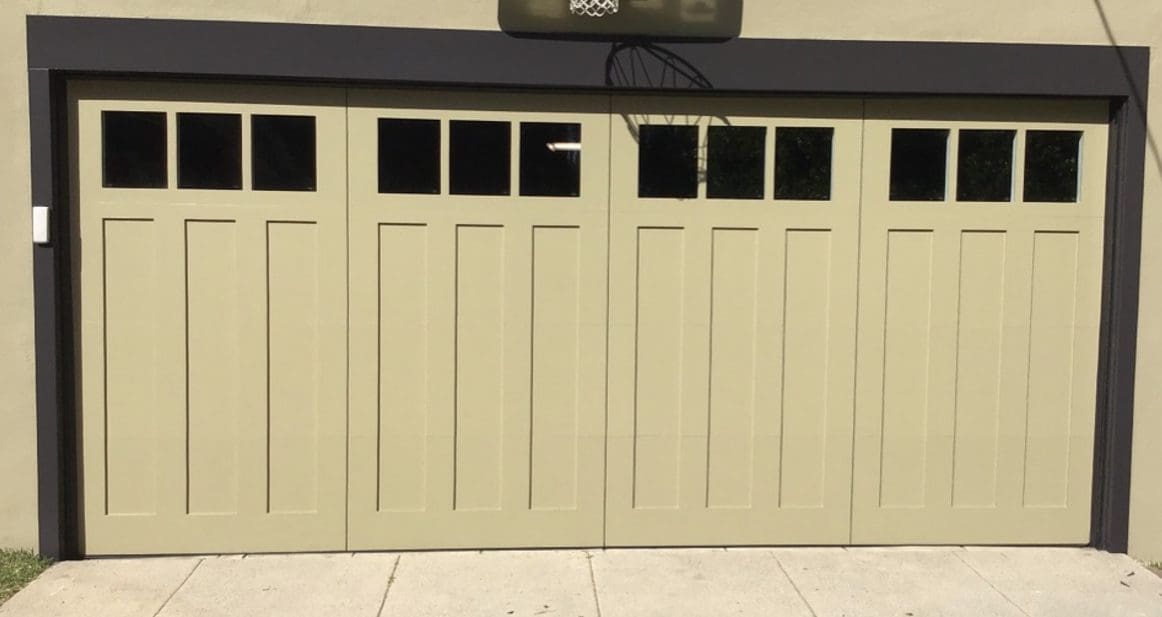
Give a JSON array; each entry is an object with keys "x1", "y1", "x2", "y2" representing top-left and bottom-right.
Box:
[
  {"x1": 605, "y1": 97, "x2": 863, "y2": 546},
  {"x1": 73, "y1": 82, "x2": 349, "y2": 555},
  {"x1": 852, "y1": 99, "x2": 1108, "y2": 544},
  {"x1": 347, "y1": 91, "x2": 611, "y2": 550}
]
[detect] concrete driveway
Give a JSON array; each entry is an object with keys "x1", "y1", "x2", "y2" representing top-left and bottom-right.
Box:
[{"x1": 2, "y1": 547, "x2": 1159, "y2": 617}]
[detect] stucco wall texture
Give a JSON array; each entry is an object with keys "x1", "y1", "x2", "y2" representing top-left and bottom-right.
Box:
[{"x1": 1, "y1": 0, "x2": 1160, "y2": 558}]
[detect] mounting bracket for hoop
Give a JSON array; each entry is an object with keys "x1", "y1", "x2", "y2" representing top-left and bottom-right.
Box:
[{"x1": 499, "y1": 0, "x2": 743, "y2": 41}]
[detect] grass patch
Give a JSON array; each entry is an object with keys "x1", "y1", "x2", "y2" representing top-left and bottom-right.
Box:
[{"x1": 0, "y1": 549, "x2": 51, "y2": 605}]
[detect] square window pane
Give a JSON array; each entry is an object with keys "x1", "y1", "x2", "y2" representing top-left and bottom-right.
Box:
[
  {"x1": 775, "y1": 127, "x2": 833, "y2": 200},
  {"x1": 253, "y1": 115, "x2": 317, "y2": 192},
  {"x1": 707, "y1": 126, "x2": 765, "y2": 200},
  {"x1": 178, "y1": 113, "x2": 242, "y2": 190},
  {"x1": 890, "y1": 128, "x2": 949, "y2": 201},
  {"x1": 379, "y1": 119, "x2": 441, "y2": 194},
  {"x1": 639, "y1": 125, "x2": 699, "y2": 199},
  {"x1": 957, "y1": 130, "x2": 1016, "y2": 202},
  {"x1": 1024, "y1": 130, "x2": 1082, "y2": 203},
  {"x1": 450, "y1": 120, "x2": 511, "y2": 196},
  {"x1": 520, "y1": 122, "x2": 582, "y2": 197},
  {"x1": 102, "y1": 111, "x2": 167, "y2": 189}
]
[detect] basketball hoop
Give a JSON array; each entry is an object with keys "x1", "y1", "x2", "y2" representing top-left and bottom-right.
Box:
[{"x1": 570, "y1": 0, "x2": 619, "y2": 18}]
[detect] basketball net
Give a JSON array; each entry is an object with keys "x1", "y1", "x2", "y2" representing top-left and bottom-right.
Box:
[{"x1": 570, "y1": 0, "x2": 619, "y2": 18}]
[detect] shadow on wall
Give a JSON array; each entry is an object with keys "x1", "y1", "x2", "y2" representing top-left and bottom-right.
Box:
[{"x1": 1093, "y1": 0, "x2": 1162, "y2": 178}]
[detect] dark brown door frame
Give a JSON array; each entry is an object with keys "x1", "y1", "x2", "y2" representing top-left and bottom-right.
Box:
[{"x1": 26, "y1": 15, "x2": 1149, "y2": 559}]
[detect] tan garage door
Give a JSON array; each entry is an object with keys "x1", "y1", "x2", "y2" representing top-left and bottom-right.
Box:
[
  {"x1": 73, "y1": 82, "x2": 349, "y2": 555},
  {"x1": 346, "y1": 91, "x2": 612, "y2": 550},
  {"x1": 73, "y1": 82, "x2": 1108, "y2": 554},
  {"x1": 605, "y1": 97, "x2": 862, "y2": 545},
  {"x1": 852, "y1": 100, "x2": 1108, "y2": 544}
]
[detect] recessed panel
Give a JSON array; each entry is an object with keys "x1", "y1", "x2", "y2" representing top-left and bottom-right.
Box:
[
  {"x1": 267, "y1": 222, "x2": 321, "y2": 514},
  {"x1": 378, "y1": 225, "x2": 430, "y2": 513},
  {"x1": 455, "y1": 226, "x2": 506, "y2": 511},
  {"x1": 952, "y1": 232, "x2": 1006, "y2": 508},
  {"x1": 780, "y1": 230, "x2": 833, "y2": 509},
  {"x1": 186, "y1": 221, "x2": 241, "y2": 515},
  {"x1": 879, "y1": 231, "x2": 934, "y2": 507},
  {"x1": 1024, "y1": 232, "x2": 1080, "y2": 507},
  {"x1": 531, "y1": 227, "x2": 583, "y2": 510},
  {"x1": 706, "y1": 229, "x2": 758, "y2": 508},
  {"x1": 633, "y1": 228, "x2": 685, "y2": 509},
  {"x1": 103, "y1": 219, "x2": 161, "y2": 515}
]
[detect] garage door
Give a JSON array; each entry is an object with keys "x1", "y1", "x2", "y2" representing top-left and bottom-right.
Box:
[
  {"x1": 72, "y1": 82, "x2": 1108, "y2": 554},
  {"x1": 73, "y1": 83, "x2": 350, "y2": 554}
]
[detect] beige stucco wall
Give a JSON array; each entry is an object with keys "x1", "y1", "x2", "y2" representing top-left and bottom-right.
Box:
[{"x1": 1, "y1": 0, "x2": 1160, "y2": 558}]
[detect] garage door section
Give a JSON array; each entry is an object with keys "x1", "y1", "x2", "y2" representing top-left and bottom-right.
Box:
[
  {"x1": 852, "y1": 100, "x2": 1108, "y2": 544},
  {"x1": 605, "y1": 97, "x2": 863, "y2": 545},
  {"x1": 346, "y1": 91, "x2": 611, "y2": 550},
  {"x1": 73, "y1": 83, "x2": 349, "y2": 555}
]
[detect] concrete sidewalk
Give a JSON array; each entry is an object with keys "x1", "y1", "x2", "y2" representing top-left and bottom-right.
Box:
[{"x1": 2, "y1": 547, "x2": 1160, "y2": 617}]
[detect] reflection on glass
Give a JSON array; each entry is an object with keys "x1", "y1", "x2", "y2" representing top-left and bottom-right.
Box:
[{"x1": 521, "y1": 122, "x2": 582, "y2": 197}]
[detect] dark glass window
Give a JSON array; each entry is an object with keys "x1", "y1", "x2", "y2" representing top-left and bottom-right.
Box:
[
  {"x1": 775, "y1": 127, "x2": 833, "y2": 201},
  {"x1": 252, "y1": 115, "x2": 317, "y2": 192},
  {"x1": 520, "y1": 122, "x2": 582, "y2": 197},
  {"x1": 177, "y1": 113, "x2": 242, "y2": 190},
  {"x1": 1024, "y1": 130, "x2": 1082, "y2": 203},
  {"x1": 102, "y1": 111, "x2": 167, "y2": 189},
  {"x1": 450, "y1": 120, "x2": 511, "y2": 196},
  {"x1": 638, "y1": 125, "x2": 699, "y2": 199},
  {"x1": 706, "y1": 126, "x2": 765, "y2": 200},
  {"x1": 890, "y1": 129, "x2": 949, "y2": 201},
  {"x1": 379, "y1": 119, "x2": 441, "y2": 194},
  {"x1": 957, "y1": 130, "x2": 1016, "y2": 202}
]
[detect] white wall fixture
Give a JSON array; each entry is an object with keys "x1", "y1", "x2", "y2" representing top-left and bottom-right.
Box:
[{"x1": 32, "y1": 206, "x2": 50, "y2": 245}]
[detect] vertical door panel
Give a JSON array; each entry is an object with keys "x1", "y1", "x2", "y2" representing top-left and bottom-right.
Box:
[
  {"x1": 347, "y1": 91, "x2": 610, "y2": 550},
  {"x1": 606, "y1": 97, "x2": 863, "y2": 545},
  {"x1": 852, "y1": 99, "x2": 1108, "y2": 543},
  {"x1": 74, "y1": 82, "x2": 349, "y2": 555}
]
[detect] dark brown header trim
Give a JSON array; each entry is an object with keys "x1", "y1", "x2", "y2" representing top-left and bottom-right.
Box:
[
  {"x1": 26, "y1": 15, "x2": 1148, "y2": 559},
  {"x1": 28, "y1": 16, "x2": 1147, "y2": 96}
]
